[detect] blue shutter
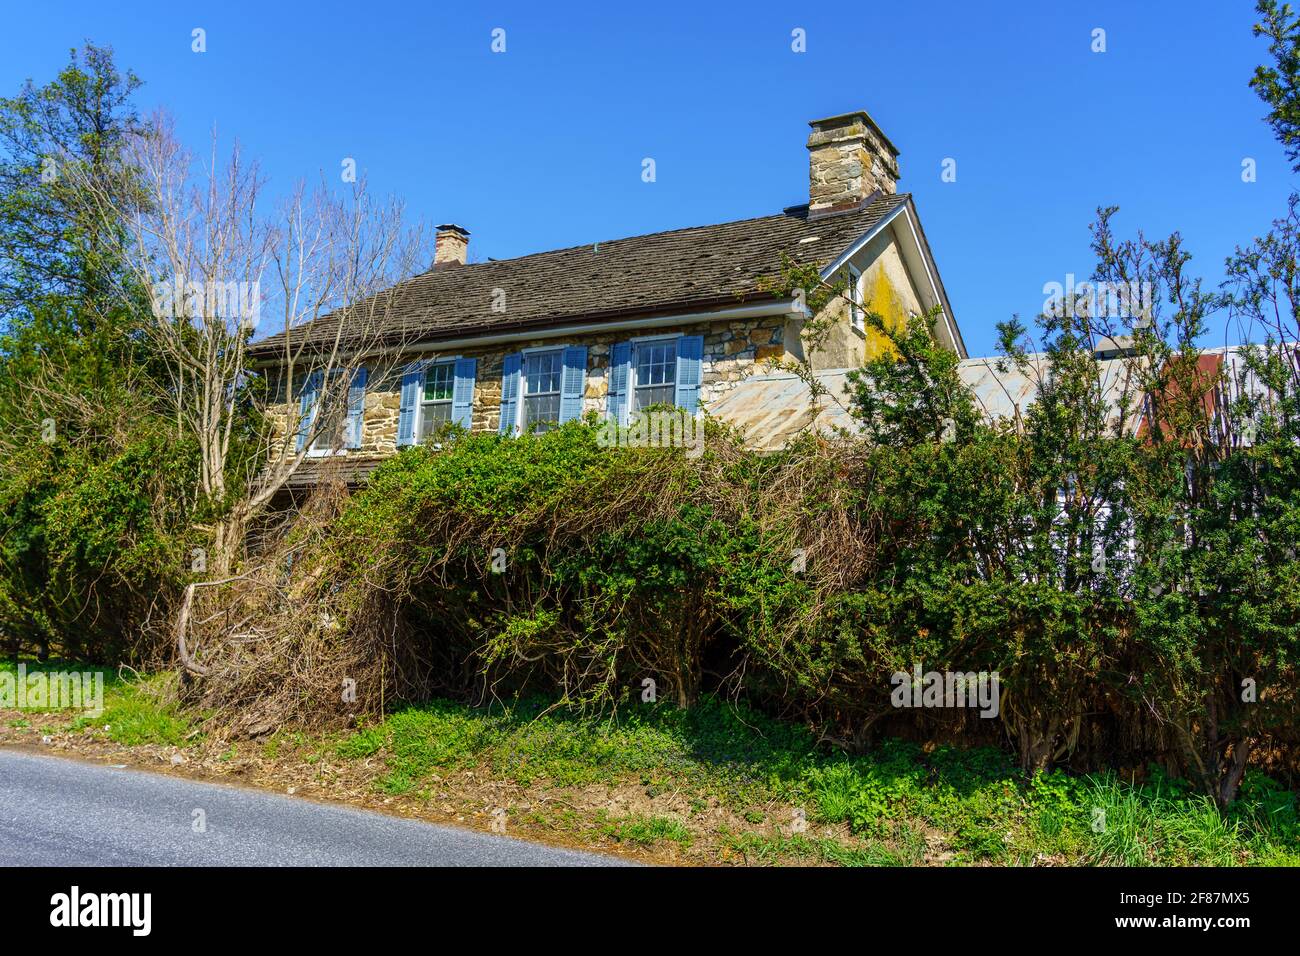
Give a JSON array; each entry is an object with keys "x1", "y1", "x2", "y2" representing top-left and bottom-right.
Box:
[
  {"x1": 674, "y1": 335, "x2": 704, "y2": 414},
  {"x1": 346, "y1": 366, "x2": 368, "y2": 450},
  {"x1": 397, "y1": 362, "x2": 424, "y2": 447},
  {"x1": 296, "y1": 371, "x2": 321, "y2": 452},
  {"x1": 558, "y1": 346, "x2": 587, "y2": 424},
  {"x1": 607, "y1": 341, "x2": 632, "y2": 426},
  {"x1": 452, "y1": 358, "x2": 477, "y2": 430},
  {"x1": 499, "y1": 353, "x2": 522, "y2": 435}
]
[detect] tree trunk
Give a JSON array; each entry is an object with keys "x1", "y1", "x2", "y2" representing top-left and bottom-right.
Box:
[
  {"x1": 1217, "y1": 739, "x2": 1251, "y2": 808},
  {"x1": 211, "y1": 509, "x2": 247, "y2": 578}
]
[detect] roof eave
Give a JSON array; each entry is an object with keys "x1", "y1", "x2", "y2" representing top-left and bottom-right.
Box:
[{"x1": 249, "y1": 295, "x2": 803, "y2": 369}]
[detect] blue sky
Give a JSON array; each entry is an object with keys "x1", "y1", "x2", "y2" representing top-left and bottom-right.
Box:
[{"x1": 3, "y1": 0, "x2": 1295, "y2": 356}]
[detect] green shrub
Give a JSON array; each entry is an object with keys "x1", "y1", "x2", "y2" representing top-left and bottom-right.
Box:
[{"x1": 0, "y1": 420, "x2": 200, "y2": 663}]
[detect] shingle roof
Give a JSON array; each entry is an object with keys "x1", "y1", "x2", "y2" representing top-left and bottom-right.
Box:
[{"x1": 248, "y1": 193, "x2": 910, "y2": 359}]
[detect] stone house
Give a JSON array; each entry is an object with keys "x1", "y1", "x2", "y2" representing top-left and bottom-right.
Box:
[{"x1": 248, "y1": 110, "x2": 967, "y2": 483}]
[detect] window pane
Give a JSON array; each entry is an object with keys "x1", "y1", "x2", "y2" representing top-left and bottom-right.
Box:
[
  {"x1": 524, "y1": 351, "x2": 561, "y2": 396},
  {"x1": 635, "y1": 342, "x2": 674, "y2": 386},
  {"x1": 849, "y1": 268, "x2": 863, "y2": 328},
  {"x1": 633, "y1": 341, "x2": 677, "y2": 411},
  {"x1": 634, "y1": 384, "x2": 676, "y2": 410},
  {"x1": 310, "y1": 397, "x2": 347, "y2": 451},
  {"x1": 424, "y1": 362, "x2": 454, "y2": 402},
  {"x1": 419, "y1": 400, "x2": 451, "y2": 440},
  {"x1": 523, "y1": 394, "x2": 560, "y2": 433}
]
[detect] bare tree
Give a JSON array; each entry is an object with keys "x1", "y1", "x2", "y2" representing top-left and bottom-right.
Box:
[{"x1": 76, "y1": 112, "x2": 427, "y2": 576}]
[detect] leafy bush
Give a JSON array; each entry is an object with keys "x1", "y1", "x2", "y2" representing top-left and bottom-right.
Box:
[{"x1": 0, "y1": 419, "x2": 200, "y2": 663}]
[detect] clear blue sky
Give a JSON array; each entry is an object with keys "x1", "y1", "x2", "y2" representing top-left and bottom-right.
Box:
[{"x1": 3, "y1": 0, "x2": 1294, "y2": 356}]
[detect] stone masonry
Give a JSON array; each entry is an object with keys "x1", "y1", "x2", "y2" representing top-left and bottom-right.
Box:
[
  {"x1": 807, "y1": 111, "x2": 900, "y2": 215},
  {"x1": 268, "y1": 313, "x2": 794, "y2": 457}
]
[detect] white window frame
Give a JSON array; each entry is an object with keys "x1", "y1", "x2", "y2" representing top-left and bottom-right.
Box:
[
  {"x1": 847, "y1": 264, "x2": 864, "y2": 333},
  {"x1": 306, "y1": 369, "x2": 351, "y2": 458},
  {"x1": 515, "y1": 344, "x2": 567, "y2": 434},
  {"x1": 629, "y1": 333, "x2": 681, "y2": 415},
  {"x1": 416, "y1": 357, "x2": 459, "y2": 443}
]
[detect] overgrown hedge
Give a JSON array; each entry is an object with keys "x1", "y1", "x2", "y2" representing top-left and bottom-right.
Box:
[
  {"x1": 0, "y1": 418, "x2": 200, "y2": 663},
  {"x1": 188, "y1": 394, "x2": 1299, "y2": 806}
]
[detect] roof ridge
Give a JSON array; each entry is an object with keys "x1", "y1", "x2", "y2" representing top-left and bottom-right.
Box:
[{"x1": 427, "y1": 193, "x2": 911, "y2": 274}]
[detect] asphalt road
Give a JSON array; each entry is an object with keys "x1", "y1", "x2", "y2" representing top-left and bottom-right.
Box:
[{"x1": 0, "y1": 749, "x2": 625, "y2": 866}]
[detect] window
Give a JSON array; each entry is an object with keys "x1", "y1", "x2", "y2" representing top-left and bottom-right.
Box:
[
  {"x1": 308, "y1": 373, "x2": 349, "y2": 454},
  {"x1": 847, "y1": 265, "x2": 864, "y2": 332},
  {"x1": 310, "y1": 398, "x2": 347, "y2": 452},
  {"x1": 632, "y1": 339, "x2": 677, "y2": 411},
  {"x1": 522, "y1": 349, "x2": 562, "y2": 433},
  {"x1": 419, "y1": 361, "x2": 454, "y2": 440},
  {"x1": 399, "y1": 357, "x2": 475, "y2": 447}
]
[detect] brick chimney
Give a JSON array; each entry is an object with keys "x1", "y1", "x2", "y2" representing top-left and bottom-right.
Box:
[
  {"x1": 807, "y1": 111, "x2": 900, "y2": 216},
  {"x1": 434, "y1": 223, "x2": 470, "y2": 267}
]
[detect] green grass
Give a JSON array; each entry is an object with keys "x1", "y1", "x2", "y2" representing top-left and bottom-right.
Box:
[
  {"x1": 1081, "y1": 770, "x2": 1300, "y2": 866},
  {"x1": 331, "y1": 693, "x2": 1300, "y2": 866},
  {"x1": 336, "y1": 694, "x2": 813, "y2": 799},
  {"x1": 603, "y1": 814, "x2": 694, "y2": 848},
  {"x1": 0, "y1": 660, "x2": 194, "y2": 746},
  {"x1": 723, "y1": 831, "x2": 915, "y2": 867}
]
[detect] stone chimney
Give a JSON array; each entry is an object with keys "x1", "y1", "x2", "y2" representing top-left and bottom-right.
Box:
[
  {"x1": 807, "y1": 111, "x2": 900, "y2": 216},
  {"x1": 434, "y1": 223, "x2": 470, "y2": 267}
]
